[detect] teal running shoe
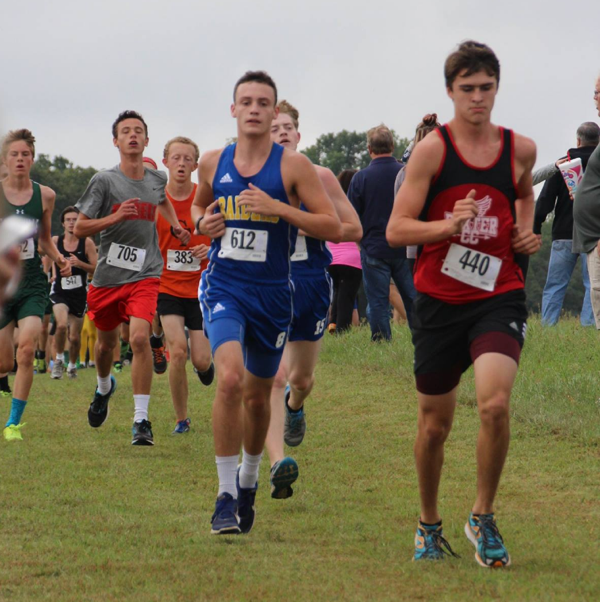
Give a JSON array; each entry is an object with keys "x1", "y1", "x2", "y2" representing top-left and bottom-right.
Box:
[
  {"x1": 413, "y1": 521, "x2": 460, "y2": 561},
  {"x1": 270, "y1": 457, "x2": 299, "y2": 499},
  {"x1": 465, "y1": 513, "x2": 511, "y2": 568}
]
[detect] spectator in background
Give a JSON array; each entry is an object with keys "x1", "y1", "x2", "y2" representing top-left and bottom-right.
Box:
[
  {"x1": 572, "y1": 74, "x2": 600, "y2": 329},
  {"x1": 348, "y1": 124, "x2": 416, "y2": 340},
  {"x1": 328, "y1": 169, "x2": 362, "y2": 334},
  {"x1": 395, "y1": 113, "x2": 442, "y2": 271},
  {"x1": 534, "y1": 122, "x2": 599, "y2": 326}
]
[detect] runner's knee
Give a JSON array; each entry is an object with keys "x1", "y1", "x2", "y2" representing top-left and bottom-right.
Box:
[
  {"x1": 479, "y1": 395, "x2": 510, "y2": 427},
  {"x1": 169, "y1": 344, "x2": 187, "y2": 366}
]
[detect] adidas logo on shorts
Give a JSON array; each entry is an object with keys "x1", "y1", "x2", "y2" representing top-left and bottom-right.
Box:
[
  {"x1": 219, "y1": 173, "x2": 233, "y2": 184},
  {"x1": 213, "y1": 303, "x2": 226, "y2": 314}
]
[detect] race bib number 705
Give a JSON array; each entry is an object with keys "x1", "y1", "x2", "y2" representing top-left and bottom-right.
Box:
[
  {"x1": 107, "y1": 243, "x2": 146, "y2": 271},
  {"x1": 442, "y1": 243, "x2": 502, "y2": 291}
]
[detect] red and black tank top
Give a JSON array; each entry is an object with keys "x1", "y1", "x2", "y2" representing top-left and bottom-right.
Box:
[{"x1": 413, "y1": 124, "x2": 524, "y2": 303}]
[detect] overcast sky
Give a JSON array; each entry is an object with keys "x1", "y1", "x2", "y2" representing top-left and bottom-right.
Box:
[{"x1": 2, "y1": 0, "x2": 599, "y2": 181}]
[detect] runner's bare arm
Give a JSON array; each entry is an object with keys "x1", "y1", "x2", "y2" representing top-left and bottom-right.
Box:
[
  {"x1": 74, "y1": 199, "x2": 140, "y2": 237},
  {"x1": 192, "y1": 149, "x2": 225, "y2": 238},
  {"x1": 386, "y1": 135, "x2": 478, "y2": 247},
  {"x1": 157, "y1": 196, "x2": 191, "y2": 245},
  {"x1": 238, "y1": 151, "x2": 342, "y2": 243},
  {"x1": 511, "y1": 135, "x2": 540, "y2": 255},
  {"x1": 39, "y1": 186, "x2": 71, "y2": 276},
  {"x1": 316, "y1": 166, "x2": 362, "y2": 242},
  {"x1": 70, "y1": 237, "x2": 98, "y2": 275}
]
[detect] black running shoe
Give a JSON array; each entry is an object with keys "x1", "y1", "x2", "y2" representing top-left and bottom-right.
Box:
[
  {"x1": 196, "y1": 362, "x2": 215, "y2": 386},
  {"x1": 88, "y1": 375, "x2": 117, "y2": 428},
  {"x1": 150, "y1": 336, "x2": 167, "y2": 375},
  {"x1": 132, "y1": 419, "x2": 154, "y2": 446},
  {"x1": 236, "y1": 466, "x2": 258, "y2": 534}
]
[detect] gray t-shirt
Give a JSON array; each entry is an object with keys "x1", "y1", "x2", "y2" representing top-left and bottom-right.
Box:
[
  {"x1": 76, "y1": 165, "x2": 167, "y2": 287},
  {"x1": 572, "y1": 145, "x2": 600, "y2": 254}
]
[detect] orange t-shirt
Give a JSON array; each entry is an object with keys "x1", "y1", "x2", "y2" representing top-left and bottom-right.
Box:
[{"x1": 157, "y1": 184, "x2": 210, "y2": 298}]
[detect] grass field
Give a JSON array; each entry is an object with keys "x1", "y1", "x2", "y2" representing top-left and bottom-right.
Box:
[{"x1": 1, "y1": 316, "x2": 598, "y2": 601}]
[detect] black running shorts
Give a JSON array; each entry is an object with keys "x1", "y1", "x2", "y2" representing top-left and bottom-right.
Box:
[
  {"x1": 412, "y1": 289, "x2": 528, "y2": 395},
  {"x1": 157, "y1": 293, "x2": 204, "y2": 331}
]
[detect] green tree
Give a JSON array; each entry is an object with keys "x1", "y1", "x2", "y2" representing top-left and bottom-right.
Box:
[
  {"x1": 30, "y1": 155, "x2": 97, "y2": 235},
  {"x1": 302, "y1": 129, "x2": 410, "y2": 175}
]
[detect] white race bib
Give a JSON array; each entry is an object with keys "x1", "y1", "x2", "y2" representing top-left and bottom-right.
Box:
[
  {"x1": 167, "y1": 249, "x2": 200, "y2": 272},
  {"x1": 61, "y1": 275, "x2": 83, "y2": 290},
  {"x1": 291, "y1": 235, "x2": 308, "y2": 262},
  {"x1": 20, "y1": 237, "x2": 34, "y2": 260},
  {"x1": 106, "y1": 243, "x2": 146, "y2": 272},
  {"x1": 442, "y1": 243, "x2": 502, "y2": 292},
  {"x1": 219, "y1": 227, "x2": 268, "y2": 262}
]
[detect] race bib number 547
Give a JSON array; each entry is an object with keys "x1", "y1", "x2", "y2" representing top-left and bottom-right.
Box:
[{"x1": 442, "y1": 243, "x2": 502, "y2": 291}]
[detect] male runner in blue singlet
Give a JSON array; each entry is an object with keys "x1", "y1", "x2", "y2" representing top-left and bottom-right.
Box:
[
  {"x1": 265, "y1": 100, "x2": 362, "y2": 499},
  {"x1": 192, "y1": 71, "x2": 342, "y2": 535}
]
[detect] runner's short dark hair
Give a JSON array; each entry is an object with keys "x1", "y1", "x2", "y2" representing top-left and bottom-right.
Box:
[
  {"x1": 112, "y1": 110, "x2": 148, "y2": 139},
  {"x1": 233, "y1": 71, "x2": 278, "y2": 105},
  {"x1": 444, "y1": 40, "x2": 500, "y2": 89},
  {"x1": 61, "y1": 206, "x2": 79, "y2": 223}
]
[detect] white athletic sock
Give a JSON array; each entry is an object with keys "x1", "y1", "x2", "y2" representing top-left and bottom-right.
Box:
[
  {"x1": 97, "y1": 375, "x2": 112, "y2": 395},
  {"x1": 133, "y1": 394, "x2": 150, "y2": 423},
  {"x1": 216, "y1": 455, "x2": 239, "y2": 498},
  {"x1": 239, "y1": 450, "x2": 262, "y2": 489},
  {"x1": 152, "y1": 332, "x2": 163, "y2": 340},
  {"x1": 68, "y1": 362, "x2": 76, "y2": 370},
  {"x1": 56, "y1": 353, "x2": 65, "y2": 362}
]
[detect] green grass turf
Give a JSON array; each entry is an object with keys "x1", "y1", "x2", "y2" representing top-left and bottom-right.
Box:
[{"x1": 0, "y1": 316, "x2": 598, "y2": 601}]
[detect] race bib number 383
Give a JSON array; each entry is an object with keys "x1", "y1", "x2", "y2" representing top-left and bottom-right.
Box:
[
  {"x1": 167, "y1": 249, "x2": 200, "y2": 272},
  {"x1": 107, "y1": 243, "x2": 146, "y2": 271},
  {"x1": 219, "y1": 227, "x2": 268, "y2": 262},
  {"x1": 442, "y1": 243, "x2": 502, "y2": 292}
]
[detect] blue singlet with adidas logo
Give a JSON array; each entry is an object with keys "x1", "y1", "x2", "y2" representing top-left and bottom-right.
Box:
[{"x1": 204, "y1": 142, "x2": 296, "y2": 285}]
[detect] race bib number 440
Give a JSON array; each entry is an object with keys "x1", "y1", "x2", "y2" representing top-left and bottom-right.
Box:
[
  {"x1": 107, "y1": 243, "x2": 146, "y2": 271},
  {"x1": 167, "y1": 249, "x2": 200, "y2": 272},
  {"x1": 442, "y1": 243, "x2": 502, "y2": 292},
  {"x1": 219, "y1": 227, "x2": 268, "y2": 262}
]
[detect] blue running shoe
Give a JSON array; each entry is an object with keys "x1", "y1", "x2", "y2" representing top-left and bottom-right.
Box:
[
  {"x1": 414, "y1": 521, "x2": 460, "y2": 561},
  {"x1": 236, "y1": 467, "x2": 258, "y2": 534},
  {"x1": 465, "y1": 513, "x2": 511, "y2": 568},
  {"x1": 284, "y1": 385, "x2": 306, "y2": 447},
  {"x1": 211, "y1": 493, "x2": 241, "y2": 535},
  {"x1": 172, "y1": 418, "x2": 191, "y2": 434},
  {"x1": 88, "y1": 375, "x2": 117, "y2": 428},
  {"x1": 270, "y1": 457, "x2": 299, "y2": 499}
]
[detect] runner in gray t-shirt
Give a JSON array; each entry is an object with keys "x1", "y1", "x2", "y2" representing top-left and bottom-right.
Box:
[
  {"x1": 77, "y1": 165, "x2": 167, "y2": 288},
  {"x1": 74, "y1": 110, "x2": 190, "y2": 446}
]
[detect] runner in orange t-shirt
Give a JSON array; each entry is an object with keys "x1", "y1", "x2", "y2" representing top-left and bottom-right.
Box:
[{"x1": 156, "y1": 136, "x2": 213, "y2": 434}]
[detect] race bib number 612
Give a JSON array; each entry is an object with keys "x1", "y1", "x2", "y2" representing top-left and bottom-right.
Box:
[{"x1": 219, "y1": 227, "x2": 268, "y2": 262}]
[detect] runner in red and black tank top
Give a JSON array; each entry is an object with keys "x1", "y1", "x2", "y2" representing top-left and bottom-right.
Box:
[{"x1": 414, "y1": 125, "x2": 524, "y2": 303}]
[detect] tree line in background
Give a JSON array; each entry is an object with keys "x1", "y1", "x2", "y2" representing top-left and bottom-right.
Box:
[{"x1": 29, "y1": 132, "x2": 587, "y2": 319}]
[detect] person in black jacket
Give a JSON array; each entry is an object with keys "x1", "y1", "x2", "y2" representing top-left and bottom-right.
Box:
[{"x1": 533, "y1": 121, "x2": 600, "y2": 326}]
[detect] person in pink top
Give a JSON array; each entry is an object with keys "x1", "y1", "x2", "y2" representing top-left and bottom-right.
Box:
[{"x1": 327, "y1": 169, "x2": 362, "y2": 333}]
